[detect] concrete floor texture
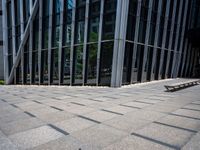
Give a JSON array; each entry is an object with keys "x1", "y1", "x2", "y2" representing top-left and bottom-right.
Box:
[{"x1": 0, "y1": 79, "x2": 200, "y2": 150}]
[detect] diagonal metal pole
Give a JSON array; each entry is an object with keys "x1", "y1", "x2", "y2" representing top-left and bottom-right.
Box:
[{"x1": 6, "y1": 0, "x2": 39, "y2": 84}]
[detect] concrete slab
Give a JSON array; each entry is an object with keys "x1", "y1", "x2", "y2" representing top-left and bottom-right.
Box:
[
  {"x1": 103, "y1": 136, "x2": 173, "y2": 150},
  {"x1": 104, "y1": 116, "x2": 151, "y2": 133},
  {"x1": 35, "y1": 111, "x2": 75, "y2": 124},
  {"x1": 172, "y1": 109, "x2": 200, "y2": 119},
  {"x1": 0, "y1": 117, "x2": 45, "y2": 136},
  {"x1": 156, "y1": 115, "x2": 200, "y2": 132},
  {"x1": 30, "y1": 136, "x2": 81, "y2": 150}
]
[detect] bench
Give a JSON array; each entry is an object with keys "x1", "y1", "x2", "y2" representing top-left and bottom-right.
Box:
[{"x1": 164, "y1": 80, "x2": 200, "y2": 92}]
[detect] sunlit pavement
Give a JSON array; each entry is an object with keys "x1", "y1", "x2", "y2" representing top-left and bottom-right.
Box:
[{"x1": 0, "y1": 79, "x2": 200, "y2": 150}]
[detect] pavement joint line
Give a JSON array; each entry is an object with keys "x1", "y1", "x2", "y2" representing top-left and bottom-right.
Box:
[
  {"x1": 24, "y1": 111, "x2": 36, "y2": 118},
  {"x1": 50, "y1": 106, "x2": 64, "y2": 111},
  {"x1": 101, "y1": 109, "x2": 124, "y2": 116},
  {"x1": 1, "y1": 99, "x2": 7, "y2": 102},
  {"x1": 191, "y1": 103, "x2": 200, "y2": 106},
  {"x1": 181, "y1": 107, "x2": 200, "y2": 112},
  {"x1": 103, "y1": 96, "x2": 116, "y2": 99},
  {"x1": 21, "y1": 96, "x2": 27, "y2": 99},
  {"x1": 153, "y1": 121, "x2": 198, "y2": 133},
  {"x1": 10, "y1": 104, "x2": 18, "y2": 108},
  {"x1": 70, "y1": 102, "x2": 85, "y2": 106},
  {"x1": 134, "y1": 100, "x2": 154, "y2": 105},
  {"x1": 119, "y1": 104, "x2": 141, "y2": 109},
  {"x1": 170, "y1": 113, "x2": 200, "y2": 120},
  {"x1": 88, "y1": 98, "x2": 103, "y2": 102},
  {"x1": 51, "y1": 97, "x2": 62, "y2": 100},
  {"x1": 131, "y1": 132, "x2": 180, "y2": 150},
  {"x1": 146, "y1": 98, "x2": 165, "y2": 101},
  {"x1": 48, "y1": 124, "x2": 69, "y2": 136},
  {"x1": 77, "y1": 115, "x2": 101, "y2": 124},
  {"x1": 33, "y1": 100, "x2": 42, "y2": 104}
]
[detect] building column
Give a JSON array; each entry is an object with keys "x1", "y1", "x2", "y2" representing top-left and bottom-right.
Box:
[
  {"x1": 96, "y1": 0, "x2": 104, "y2": 85},
  {"x1": 20, "y1": 0, "x2": 25, "y2": 84},
  {"x1": 70, "y1": 1, "x2": 76, "y2": 85},
  {"x1": 2, "y1": 0, "x2": 9, "y2": 82},
  {"x1": 58, "y1": 0, "x2": 64, "y2": 85},
  {"x1": 111, "y1": 0, "x2": 129, "y2": 87},
  {"x1": 48, "y1": 0, "x2": 53, "y2": 85},
  {"x1": 38, "y1": 0, "x2": 43, "y2": 84},
  {"x1": 29, "y1": 0, "x2": 33, "y2": 84},
  {"x1": 11, "y1": 0, "x2": 17, "y2": 83},
  {"x1": 83, "y1": 0, "x2": 90, "y2": 85}
]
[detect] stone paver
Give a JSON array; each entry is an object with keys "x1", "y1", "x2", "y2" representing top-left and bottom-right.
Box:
[
  {"x1": 103, "y1": 136, "x2": 173, "y2": 150},
  {"x1": 0, "y1": 79, "x2": 200, "y2": 149},
  {"x1": 9, "y1": 125, "x2": 64, "y2": 149}
]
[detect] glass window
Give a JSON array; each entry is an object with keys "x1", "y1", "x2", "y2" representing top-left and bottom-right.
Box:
[
  {"x1": 73, "y1": 45, "x2": 83, "y2": 84},
  {"x1": 32, "y1": 51, "x2": 39, "y2": 84},
  {"x1": 122, "y1": 42, "x2": 134, "y2": 84},
  {"x1": 88, "y1": 0, "x2": 100, "y2": 42},
  {"x1": 52, "y1": 0, "x2": 61, "y2": 48},
  {"x1": 52, "y1": 48, "x2": 59, "y2": 84},
  {"x1": 42, "y1": 0, "x2": 50, "y2": 49},
  {"x1": 102, "y1": 0, "x2": 117, "y2": 40},
  {"x1": 74, "y1": 2, "x2": 86, "y2": 44},
  {"x1": 99, "y1": 42, "x2": 114, "y2": 85},
  {"x1": 41, "y1": 50, "x2": 48, "y2": 84},
  {"x1": 63, "y1": 0, "x2": 74, "y2": 46},
  {"x1": 86, "y1": 44, "x2": 98, "y2": 85},
  {"x1": 126, "y1": 0, "x2": 137, "y2": 41},
  {"x1": 62, "y1": 47, "x2": 71, "y2": 85}
]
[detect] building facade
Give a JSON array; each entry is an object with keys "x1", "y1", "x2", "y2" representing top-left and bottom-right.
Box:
[{"x1": 2, "y1": 0, "x2": 200, "y2": 87}]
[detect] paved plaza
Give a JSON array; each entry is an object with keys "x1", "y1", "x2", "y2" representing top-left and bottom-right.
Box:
[{"x1": 0, "y1": 79, "x2": 200, "y2": 150}]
